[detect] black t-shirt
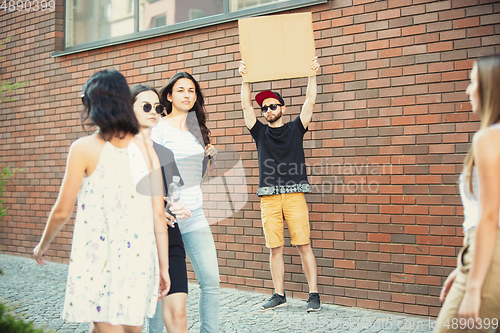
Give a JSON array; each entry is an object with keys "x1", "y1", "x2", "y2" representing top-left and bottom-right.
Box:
[
  {"x1": 249, "y1": 116, "x2": 311, "y2": 196},
  {"x1": 153, "y1": 142, "x2": 185, "y2": 257}
]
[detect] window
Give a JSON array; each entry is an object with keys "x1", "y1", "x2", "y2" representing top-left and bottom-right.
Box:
[
  {"x1": 65, "y1": 0, "x2": 135, "y2": 47},
  {"x1": 230, "y1": 0, "x2": 285, "y2": 11},
  {"x1": 152, "y1": 14, "x2": 167, "y2": 28},
  {"x1": 59, "y1": 0, "x2": 326, "y2": 56},
  {"x1": 189, "y1": 8, "x2": 206, "y2": 20}
]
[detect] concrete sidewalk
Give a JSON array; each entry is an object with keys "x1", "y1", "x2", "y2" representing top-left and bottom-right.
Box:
[{"x1": 0, "y1": 254, "x2": 434, "y2": 332}]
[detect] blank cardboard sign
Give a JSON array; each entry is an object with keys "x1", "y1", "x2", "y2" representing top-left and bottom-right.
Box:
[{"x1": 239, "y1": 12, "x2": 316, "y2": 83}]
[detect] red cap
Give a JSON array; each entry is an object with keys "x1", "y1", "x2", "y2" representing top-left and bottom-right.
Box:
[{"x1": 255, "y1": 91, "x2": 285, "y2": 107}]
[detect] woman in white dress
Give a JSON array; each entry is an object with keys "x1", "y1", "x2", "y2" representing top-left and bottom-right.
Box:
[{"x1": 33, "y1": 69, "x2": 170, "y2": 333}]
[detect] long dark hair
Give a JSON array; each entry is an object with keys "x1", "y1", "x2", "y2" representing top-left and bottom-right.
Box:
[
  {"x1": 130, "y1": 84, "x2": 161, "y2": 106},
  {"x1": 159, "y1": 72, "x2": 211, "y2": 147},
  {"x1": 80, "y1": 69, "x2": 139, "y2": 141}
]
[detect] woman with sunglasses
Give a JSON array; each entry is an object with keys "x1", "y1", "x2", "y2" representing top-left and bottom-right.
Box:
[
  {"x1": 435, "y1": 56, "x2": 500, "y2": 332},
  {"x1": 151, "y1": 72, "x2": 219, "y2": 333},
  {"x1": 130, "y1": 84, "x2": 191, "y2": 333},
  {"x1": 33, "y1": 70, "x2": 170, "y2": 333}
]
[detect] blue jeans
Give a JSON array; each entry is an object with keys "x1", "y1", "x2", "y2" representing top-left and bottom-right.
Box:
[
  {"x1": 147, "y1": 218, "x2": 219, "y2": 333},
  {"x1": 147, "y1": 301, "x2": 164, "y2": 333},
  {"x1": 182, "y1": 225, "x2": 220, "y2": 333}
]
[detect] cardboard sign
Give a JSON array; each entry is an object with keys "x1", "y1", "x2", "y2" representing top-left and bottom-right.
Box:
[{"x1": 238, "y1": 12, "x2": 316, "y2": 83}]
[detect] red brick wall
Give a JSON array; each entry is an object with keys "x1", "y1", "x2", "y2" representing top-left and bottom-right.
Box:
[{"x1": 1, "y1": 0, "x2": 500, "y2": 317}]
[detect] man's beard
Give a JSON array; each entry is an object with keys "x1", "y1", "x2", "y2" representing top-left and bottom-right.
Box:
[{"x1": 266, "y1": 110, "x2": 283, "y2": 124}]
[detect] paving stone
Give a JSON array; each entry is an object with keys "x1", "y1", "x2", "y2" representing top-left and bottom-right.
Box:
[{"x1": 0, "y1": 254, "x2": 434, "y2": 332}]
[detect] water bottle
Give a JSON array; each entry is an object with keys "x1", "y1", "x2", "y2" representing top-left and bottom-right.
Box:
[
  {"x1": 168, "y1": 175, "x2": 181, "y2": 203},
  {"x1": 166, "y1": 176, "x2": 181, "y2": 224}
]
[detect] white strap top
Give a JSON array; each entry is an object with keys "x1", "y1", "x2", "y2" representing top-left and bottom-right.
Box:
[{"x1": 460, "y1": 123, "x2": 500, "y2": 232}]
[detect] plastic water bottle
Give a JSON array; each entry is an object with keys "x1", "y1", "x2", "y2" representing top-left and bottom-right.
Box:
[
  {"x1": 166, "y1": 176, "x2": 181, "y2": 224},
  {"x1": 169, "y1": 175, "x2": 181, "y2": 203}
]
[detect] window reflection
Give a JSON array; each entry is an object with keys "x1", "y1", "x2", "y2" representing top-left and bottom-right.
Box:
[
  {"x1": 139, "y1": 0, "x2": 222, "y2": 31},
  {"x1": 66, "y1": 0, "x2": 135, "y2": 46},
  {"x1": 229, "y1": 0, "x2": 287, "y2": 11},
  {"x1": 65, "y1": 0, "x2": 293, "y2": 48}
]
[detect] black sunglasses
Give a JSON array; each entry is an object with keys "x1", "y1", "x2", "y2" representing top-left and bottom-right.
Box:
[
  {"x1": 142, "y1": 103, "x2": 164, "y2": 114},
  {"x1": 261, "y1": 104, "x2": 282, "y2": 113}
]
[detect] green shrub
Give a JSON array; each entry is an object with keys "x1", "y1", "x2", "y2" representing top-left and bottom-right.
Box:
[
  {"x1": 0, "y1": 36, "x2": 31, "y2": 104},
  {"x1": 0, "y1": 166, "x2": 22, "y2": 275},
  {"x1": 0, "y1": 166, "x2": 20, "y2": 270},
  {"x1": 0, "y1": 303, "x2": 55, "y2": 333},
  {"x1": 0, "y1": 167, "x2": 16, "y2": 219}
]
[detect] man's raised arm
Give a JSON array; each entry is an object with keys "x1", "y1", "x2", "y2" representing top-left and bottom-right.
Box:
[
  {"x1": 300, "y1": 57, "x2": 320, "y2": 129},
  {"x1": 239, "y1": 61, "x2": 257, "y2": 130}
]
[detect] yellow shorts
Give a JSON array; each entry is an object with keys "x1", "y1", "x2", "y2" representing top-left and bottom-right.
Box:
[{"x1": 260, "y1": 192, "x2": 310, "y2": 249}]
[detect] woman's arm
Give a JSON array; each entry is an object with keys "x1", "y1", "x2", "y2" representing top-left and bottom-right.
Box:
[
  {"x1": 440, "y1": 267, "x2": 458, "y2": 302},
  {"x1": 149, "y1": 150, "x2": 171, "y2": 298},
  {"x1": 33, "y1": 139, "x2": 89, "y2": 265},
  {"x1": 458, "y1": 128, "x2": 500, "y2": 320}
]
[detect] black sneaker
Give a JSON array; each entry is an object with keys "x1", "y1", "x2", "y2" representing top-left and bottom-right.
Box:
[
  {"x1": 261, "y1": 292, "x2": 287, "y2": 310},
  {"x1": 306, "y1": 293, "x2": 321, "y2": 312}
]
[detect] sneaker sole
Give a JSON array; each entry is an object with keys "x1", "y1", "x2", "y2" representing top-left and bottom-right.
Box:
[
  {"x1": 260, "y1": 302, "x2": 288, "y2": 311},
  {"x1": 306, "y1": 305, "x2": 321, "y2": 312}
]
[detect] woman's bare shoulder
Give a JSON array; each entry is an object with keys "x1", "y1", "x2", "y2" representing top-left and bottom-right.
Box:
[
  {"x1": 70, "y1": 133, "x2": 105, "y2": 155},
  {"x1": 474, "y1": 126, "x2": 500, "y2": 145},
  {"x1": 473, "y1": 126, "x2": 500, "y2": 161}
]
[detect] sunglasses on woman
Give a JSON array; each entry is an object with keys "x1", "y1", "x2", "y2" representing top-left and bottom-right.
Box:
[
  {"x1": 261, "y1": 104, "x2": 282, "y2": 113},
  {"x1": 142, "y1": 103, "x2": 165, "y2": 114}
]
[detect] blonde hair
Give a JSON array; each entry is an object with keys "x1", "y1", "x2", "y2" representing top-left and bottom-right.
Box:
[{"x1": 464, "y1": 55, "x2": 500, "y2": 194}]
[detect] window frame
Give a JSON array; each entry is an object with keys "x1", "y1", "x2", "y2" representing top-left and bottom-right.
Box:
[{"x1": 53, "y1": 0, "x2": 327, "y2": 57}]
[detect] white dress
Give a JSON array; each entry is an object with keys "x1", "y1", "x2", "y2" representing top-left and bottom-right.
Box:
[{"x1": 62, "y1": 141, "x2": 159, "y2": 326}]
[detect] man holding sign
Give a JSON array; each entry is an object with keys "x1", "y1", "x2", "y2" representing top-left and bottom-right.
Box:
[{"x1": 238, "y1": 57, "x2": 321, "y2": 312}]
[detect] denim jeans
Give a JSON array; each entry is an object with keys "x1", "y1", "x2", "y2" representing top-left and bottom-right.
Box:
[
  {"x1": 182, "y1": 225, "x2": 220, "y2": 333},
  {"x1": 146, "y1": 216, "x2": 219, "y2": 333},
  {"x1": 146, "y1": 301, "x2": 164, "y2": 333}
]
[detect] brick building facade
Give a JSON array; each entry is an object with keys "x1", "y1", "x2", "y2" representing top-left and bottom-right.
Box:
[{"x1": 1, "y1": 0, "x2": 500, "y2": 317}]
